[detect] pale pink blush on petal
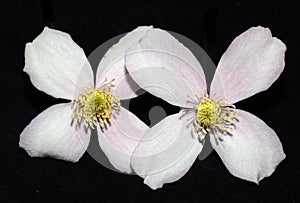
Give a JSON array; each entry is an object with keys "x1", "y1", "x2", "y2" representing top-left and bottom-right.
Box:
[
  {"x1": 143, "y1": 136, "x2": 202, "y2": 190},
  {"x1": 19, "y1": 103, "x2": 91, "y2": 162},
  {"x1": 125, "y1": 28, "x2": 207, "y2": 107},
  {"x1": 131, "y1": 112, "x2": 203, "y2": 189},
  {"x1": 210, "y1": 109, "x2": 285, "y2": 183},
  {"x1": 97, "y1": 60, "x2": 144, "y2": 100},
  {"x1": 24, "y1": 27, "x2": 93, "y2": 100},
  {"x1": 95, "y1": 26, "x2": 153, "y2": 100},
  {"x1": 97, "y1": 107, "x2": 149, "y2": 173},
  {"x1": 210, "y1": 26, "x2": 286, "y2": 104},
  {"x1": 122, "y1": 65, "x2": 196, "y2": 108}
]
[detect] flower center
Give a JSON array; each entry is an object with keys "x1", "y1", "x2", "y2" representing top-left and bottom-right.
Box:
[
  {"x1": 197, "y1": 96, "x2": 220, "y2": 127},
  {"x1": 71, "y1": 78, "x2": 120, "y2": 129},
  {"x1": 184, "y1": 92, "x2": 238, "y2": 141}
]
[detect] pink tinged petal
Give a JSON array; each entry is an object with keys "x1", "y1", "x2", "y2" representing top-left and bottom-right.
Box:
[
  {"x1": 97, "y1": 107, "x2": 148, "y2": 173},
  {"x1": 24, "y1": 27, "x2": 93, "y2": 100},
  {"x1": 19, "y1": 103, "x2": 91, "y2": 162},
  {"x1": 96, "y1": 26, "x2": 153, "y2": 100},
  {"x1": 131, "y1": 112, "x2": 203, "y2": 189},
  {"x1": 125, "y1": 28, "x2": 207, "y2": 107},
  {"x1": 210, "y1": 109, "x2": 286, "y2": 183},
  {"x1": 144, "y1": 138, "x2": 202, "y2": 190},
  {"x1": 210, "y1": 26, "x2": 286, "y2": 104},
  {"x1": 122, "y1": 66, "x2": 197, "y2": 108}
]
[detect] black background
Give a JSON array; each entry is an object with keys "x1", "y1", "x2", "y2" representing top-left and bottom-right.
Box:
[{"x1": 1, "y1": 0, "x2": 299, "y2": 202}]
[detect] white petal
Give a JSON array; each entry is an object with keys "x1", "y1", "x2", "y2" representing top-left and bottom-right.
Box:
[
  {"x1": 123, "y1": 66, "x2": 197, "y2": 108},
  {"x1": 210, "y1": 26, "x2": 286, "y2": 104},
  {"x1": 210, "y1": 109, "x2": 286, "y2": 183},
  {"x1": 125, "y1": 28, "x2": 206, "y2": 107},
  {"x1": 20, "y1": 103, "x2": 90, "y2": 162},
  {"x1": 96, "y1": 26, "x2": 153, "y2": 100},
  {"x1": 131, "y1": 112, "x2": 203, "y2": 189},
  {"x1": 24, "y1": 27, "x2": 93, "y2": 100},
  {"x1": 97, "y1": 107, "x2": 149, "y2": 173}
]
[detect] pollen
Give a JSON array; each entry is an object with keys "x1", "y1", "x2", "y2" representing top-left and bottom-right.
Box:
[
  {"x1": 183, "y1": 92, "x2": 238, "y2": 142},
  {"x1": 196, "y1": 96, "x2": 220, "y2": 127},
  {"x1": 71, "y1": 78, "x2": 120, "y2": 129}
]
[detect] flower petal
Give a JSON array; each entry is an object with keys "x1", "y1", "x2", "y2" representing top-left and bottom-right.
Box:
[
  {"x1": 210, "y1": 109, "x2": 285, "y2": 183},
  {"x1": 96, "y1": 26, "x2": 153, "y2": 100},
  {"x1": 210, "y1": 26, "x2": 286, "y2": 104},
  {"x1": 97, "y1": 107, "x2": 149, "y2": 173},
  {"x1": 123, "y1": 66, "x2": 197, "y2": 108},
  {"x1": 24, "y1": 27, "x2": 93, "y2": 100},
  {"x1": 125, "y1": 28, "x2": 206, "y2": 107},
  {"x1": 131, "y1": 112, "x2": 203, "y2": 189},
  {"x1": 20, "y1": 103, "x2": 90, "y2": 162}
]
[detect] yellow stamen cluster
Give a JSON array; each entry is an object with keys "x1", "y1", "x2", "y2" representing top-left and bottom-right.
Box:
[
  {"x1": 184, "y1": 92, "x2": 238, "y2": 142},
  {"x1": 71, "y1": 78, "x2": 120, "y2": 129},
  {"x1": 196, "y1": 96, "x2": 221, "y2": 127}
]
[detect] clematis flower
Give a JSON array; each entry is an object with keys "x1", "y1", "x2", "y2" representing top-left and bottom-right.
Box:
[
  {"x1": 125, "y1": 26, "x2": 286, "y2": 189},
  {"x1": 20, "y1": 26, "x2": 151, "y2": 173}
]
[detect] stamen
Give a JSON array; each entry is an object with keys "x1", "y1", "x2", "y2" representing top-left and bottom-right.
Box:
[
  {"x1": 182, "y1": 91, "x2": 238, "y2": 142},
  {"x1": 71, "y1": 79, "x2": 120, "y2": 130}
]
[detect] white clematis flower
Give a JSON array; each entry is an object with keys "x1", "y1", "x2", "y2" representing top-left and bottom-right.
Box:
[
  {"x1": 125, "y1": 26, "x2": 286, "y2": 189},
  {"x1": 20, "y1": 26, "x2": 151, "y2": 173}
]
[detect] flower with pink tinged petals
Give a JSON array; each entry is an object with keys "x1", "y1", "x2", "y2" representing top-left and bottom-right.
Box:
[
  {"x1": 20, "y1": 26, "x2": 152, "y2": 173},
  {"x1": 125, "y1": 26, "x2": 286, "y2": 189}
]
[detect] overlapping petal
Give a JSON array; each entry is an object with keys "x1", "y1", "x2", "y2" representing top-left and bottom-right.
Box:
[
  {"x1": 96, "y1": 26, "x2": 153, "y2": 100},
  {"x1": 131, "y1": 112, "x2": 203, "y2": 188},
  {"x1": 143, "y1": 136, "x2": 202, "y2": 189},
  {"x1": 20, "y1": 103, "x2": 91, "y2": 162},
  {"x1": 125, "y1": 28, "x2": 206, "y2": 107},
  {"x1": 122, "y1": 66, "x2": 197, "y2": 108},
  {"x1": 24, "y1": 27, "x2": 93, "y2": 100},
  {"x1": 210, "y1": 26, "x2": 286, "y2": 104},
  {"x1": 210, "y1": 109, "x2": 286, "y2": 183},
  {"x1": 97, "y1": 107, "x2": 149, "y2": 173}
]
